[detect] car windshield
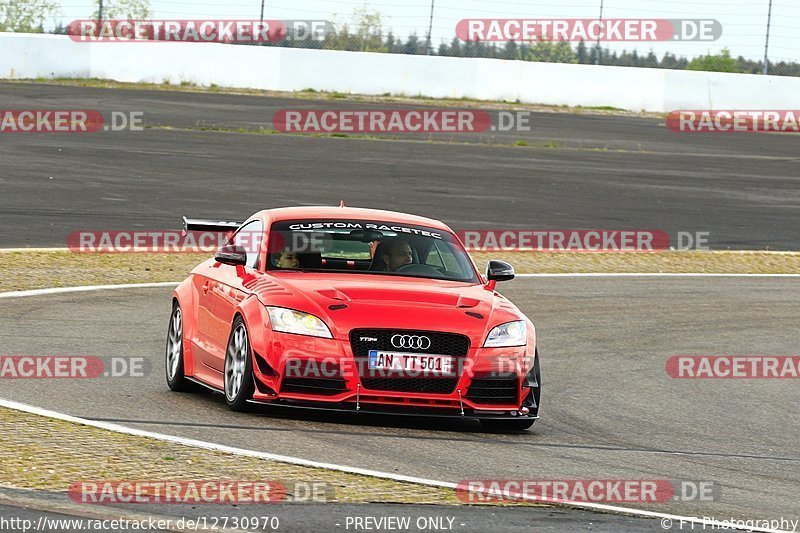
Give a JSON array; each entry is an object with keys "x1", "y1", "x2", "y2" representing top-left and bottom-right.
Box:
[{"x1": 266, "y1": 219, "x2": 480, "y2": 283}]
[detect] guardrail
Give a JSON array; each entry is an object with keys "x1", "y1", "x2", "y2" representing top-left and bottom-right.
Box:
[{"x1": 1, "y1": 33, "x2": 797, "y2": 112}]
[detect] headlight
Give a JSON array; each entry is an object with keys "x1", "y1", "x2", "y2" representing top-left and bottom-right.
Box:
[
  {"x1": 484, "y1": 320, "x2": 526, "y2": 347},
  {"x1": 266, "y1": 307, "x2": 332, "y2": 338}
]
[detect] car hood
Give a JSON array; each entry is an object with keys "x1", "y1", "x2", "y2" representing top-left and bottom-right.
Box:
[{"x1": 249, "y1": 272, "x2": 525, "y2": 341}]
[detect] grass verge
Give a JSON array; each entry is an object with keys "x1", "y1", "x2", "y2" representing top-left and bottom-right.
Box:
[
  {"x1": 0, "y1": 250, "x2": 798, "y2": 294},
  {"x1": 0, "y1": 406, "x2": 465, "y2": 505}
]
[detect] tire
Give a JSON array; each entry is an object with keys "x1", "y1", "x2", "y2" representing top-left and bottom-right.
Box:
[
  {"x1": 224, "y1": 316, "x2": 255, "y2": 411},
  {"x1": 165, "y1": 302, "x2": 195, "y2": 392},
  {"x1": 480, "y1": 417, "x2": 536, "y2": 431}
]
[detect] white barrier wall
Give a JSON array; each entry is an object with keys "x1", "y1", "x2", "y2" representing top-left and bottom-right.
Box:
[
  {"x1": 2, "y1": 33, "x2": 798, "y2": 112},
  {"x1": 0, "y1": 33, "x2": 91, "y2": 79}
]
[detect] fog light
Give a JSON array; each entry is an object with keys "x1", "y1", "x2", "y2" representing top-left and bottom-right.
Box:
[{"x1": 518, "y1": 406, "x2": 530, "y2": 416}]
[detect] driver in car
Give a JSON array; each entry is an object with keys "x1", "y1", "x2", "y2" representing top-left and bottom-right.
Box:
[{"x1": 382, "y1": 238, "x2": 413, "y2": 272}]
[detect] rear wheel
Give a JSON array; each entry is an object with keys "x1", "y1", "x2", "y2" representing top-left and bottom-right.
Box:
[
  {"x1": 165, "y1": 303, "x2": 194, "y2": 392},
  {"x1": 224, "y1": 316, "x2": 255, "y2": 411}
]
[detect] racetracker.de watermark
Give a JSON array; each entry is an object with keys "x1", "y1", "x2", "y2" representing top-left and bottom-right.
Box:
[
  {"x1": 0, "y1": 356, "x2": 148, "y2": 379},
  {"x1": 0, "y1": 110, "x2": 143, "y2": 133},
  {"x1": 666, "y1": 356, "x2": 800, "y2": 379},
  {"x1": 68, "y1": 481, "x2": 332, "y2": 504},
  {"x1": 284, "y1": 353, "x2": 534, "y2": 380},
  {"x1": 67, "y1": 229, "x2": 712, "y2": 253},
  {"x1": 456, "y1": 19, "x2": 721, "y2": 42},
  {"x1": 1, "y1": 516, "x2": 281, "y2": 532},
  {"x1": 456, "y1": 230, "x2": 710, "y2": 251},
  {"x1": 456, "y1": 479, "x2": 719, "y2": 503},
  {"x1": 67, "y1": 19, "x2": 334, "y2": 43},
  {"x1": 67, "y1": 230, "x2": 238, "y2": 253},
  {"x1": 272, "y1": 110, "x2": 535, "y2": 133},
  {"x1": 667, "y1": 110, "x2": 800, "y2": 133}
]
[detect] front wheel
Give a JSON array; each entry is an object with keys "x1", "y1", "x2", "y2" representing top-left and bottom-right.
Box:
[{"x1": 224, "y1": 316, "x2": 255, "y2": 411}]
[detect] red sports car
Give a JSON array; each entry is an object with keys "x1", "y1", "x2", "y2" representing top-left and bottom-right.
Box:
[{"x1": 166, "y1": 206, "x2": 540, "y2": 430}]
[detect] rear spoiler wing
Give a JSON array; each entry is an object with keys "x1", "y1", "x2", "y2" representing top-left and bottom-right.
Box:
[{"x1": 182, "y1": 217, "x2": 243, "y2": 234}]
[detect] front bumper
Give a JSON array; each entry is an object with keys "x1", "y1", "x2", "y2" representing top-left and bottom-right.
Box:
[{"x1": 249, "y1": 331, "x2": 540, "y2": 418}]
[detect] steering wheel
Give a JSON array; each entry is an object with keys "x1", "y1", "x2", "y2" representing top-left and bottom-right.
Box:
[{"x1": 393, "y1": 263, "x2": 441, "y2": 276}]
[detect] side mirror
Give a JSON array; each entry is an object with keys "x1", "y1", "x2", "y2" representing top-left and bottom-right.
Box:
[
  {"x1": 486, "y1": 260, "x2": 515, "y2": 282},
  {"x1": 215, "y1": 243, "x2": 248, "y2": 266}
]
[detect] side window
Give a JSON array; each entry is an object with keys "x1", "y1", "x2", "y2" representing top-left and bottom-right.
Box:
[{"x1": 233, "y1": 220, "x2": 263, "y2": 269}]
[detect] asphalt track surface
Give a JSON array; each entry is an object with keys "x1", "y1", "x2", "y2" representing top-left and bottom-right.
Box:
[
  {"x1": 1, "y1": 82, "x2": 800, "y2": 249},
  {"x1": 2, "y1": 278, "x2": 798, "y2": 531}
]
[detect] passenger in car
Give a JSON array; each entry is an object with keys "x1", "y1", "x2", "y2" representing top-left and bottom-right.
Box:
[{"x1": 275, "y1": 250, "x2": 300, "y2": 269}]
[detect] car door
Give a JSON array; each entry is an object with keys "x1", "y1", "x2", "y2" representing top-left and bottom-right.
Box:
[
  {"x1": 191, "y1": 260, "x2": 224, "y2": 374},
  {"x1": 204, "y1": 220, "x2": 263, "y2": 371}
]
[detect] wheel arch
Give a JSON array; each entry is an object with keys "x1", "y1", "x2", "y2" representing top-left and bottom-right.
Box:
[{"x1": 234, "y1": 295, "x2": 271, "y2": 370}]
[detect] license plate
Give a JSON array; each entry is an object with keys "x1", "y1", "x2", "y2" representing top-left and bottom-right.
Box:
[{"x1": 368, "y1": 350, "x2": 456, "y2": 376}]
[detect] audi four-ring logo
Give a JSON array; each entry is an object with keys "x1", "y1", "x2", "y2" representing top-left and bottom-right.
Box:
[{"x1": 391, "y1": 334, "x2": 431, "y2": 350}]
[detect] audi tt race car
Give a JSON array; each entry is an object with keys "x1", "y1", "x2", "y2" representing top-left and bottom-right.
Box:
[{"x1": 166, "y1": 206, "x2": 540, "y2": 430}]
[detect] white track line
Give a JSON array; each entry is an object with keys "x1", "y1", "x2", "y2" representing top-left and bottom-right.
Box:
[
  {"x1": 0, "y1": 282, "x2": 178, "y2": 299},
  {"x1": 515, "y1": 273, "x2": 800, "y2": 277},
  {"x1": 0, "y1": 399, "x2": 787, "y2": 532},
  {"x1": 2, "y1": 248, "x2": 799, "y2": 255},
  {"x1": 0, "y1": 248, "x2": 71, "y2": 253},
  {"x1": 0, "y1": 282, "x2": 793, "y2": 532}
]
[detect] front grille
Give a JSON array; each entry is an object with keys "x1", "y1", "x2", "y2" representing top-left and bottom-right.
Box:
[
  {"x1": 350, "y1": 329, "x2": 470, "y2": 394},
  {"x1": 350, "y1": 329, "x2": 470, "y2": 357},
  {"x1": 281, "y1": 377, "x2": 348, "y2": 396},
  {"x1": 466, "y1": 373, "x2": 519, "y2": 405}
]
